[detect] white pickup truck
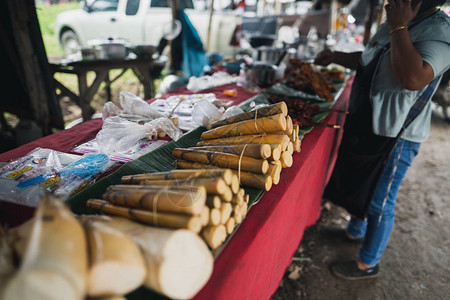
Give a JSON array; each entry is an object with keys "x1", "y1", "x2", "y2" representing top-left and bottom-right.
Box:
[{"x1": 55, "y1": 0, "x2": 240, "y2": 57}]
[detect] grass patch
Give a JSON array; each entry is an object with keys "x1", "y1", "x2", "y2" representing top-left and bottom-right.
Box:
[{"x1": 36, "y1": 2, "x2": 79, "y2": 56}]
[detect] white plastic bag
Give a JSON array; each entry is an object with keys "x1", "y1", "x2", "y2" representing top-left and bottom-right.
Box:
[
  {"x1": 96, "y1": 116, "x2": 182, "y2": 154},
  {"x1": 187, "y1": 72, "x2": 237, "y2": 92},
  {"x1": 191, "y1": 99, "x2": 224, "y2": 128},
  {"x1": 119, "y1": 91, "x2": 164, "y2": 119}
]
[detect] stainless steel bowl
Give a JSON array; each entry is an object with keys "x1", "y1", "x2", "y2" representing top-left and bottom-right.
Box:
[{"x1": 132, "y1": 44, "x2": 157, "y2": 59}]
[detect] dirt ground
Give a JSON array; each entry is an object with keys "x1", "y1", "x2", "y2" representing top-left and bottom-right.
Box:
[{"x1": 273, "y1": 111, "x2": 450, "y2": 300}]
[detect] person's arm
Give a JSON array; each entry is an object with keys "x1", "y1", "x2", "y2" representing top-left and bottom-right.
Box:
[
  {"x1": 386, "y1": 0, "x2": 434, "y2": 90},
  {"x1": 314, "y1": 49, "x2": 362, "y2": 70}
]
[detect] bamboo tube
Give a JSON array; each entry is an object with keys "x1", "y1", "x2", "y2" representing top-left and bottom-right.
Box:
[
  {"x1": 232, "y1": 170, "x2": 273, "y2": 191},
  {"x1": 220, "y1": 203, "x2": 232, "y2": 224},
  {"x1": 209, "y1": 208, "x2": 221, "y2": 226},
  {"x1": 94, "y1": 216, "x2": 213, "y2": 300},
  {"x1": 268, "y1": 144, "x2": 282, "y2": 161},
  {"x1": 294, "y1": 139, "x2": 301, "y2": 152},
  {"x1": 201, "y1": 225, "x2": 226, "y2": 249},
  {"x1": 238, "y1": 188, "x2": 245, "y2": 199},
  {"x1": 197, "y1": 134, "x2": 290, "y2": 150},
  {"x1": 210, "y1": 102, "x2": 288, "y2": 128},
  {"x1": 285, "y1": 115, "x2": 293, "y2": 135},
  {"x1": 267, "y1": 163, "x2": 282, "y2": 185},
  {"x1": 188, "y1": 144, "x2": 271, "y2": 160},
  {"x1": 281, "y1": 151, "x2": 293, "y2": 168},
  {"x1": 293, "y1": 124, "x2": 299, "y2": 140},
  {"x1": 230, "y1": 174, "x2": 240, "y2": 194},
  {"x1": 233, "y1": 211, "x2": 243, "y2": 224},
  {"x1": 103, "y1": 187, "x2": 206, "y2": 215},
  {"x1": 172, "y1": 148, "x2": 269, "y2": 175},
  {"x1": 175, "y1": 160, "x2": 220, "y2": 170},
  {"x1": 206, "y1": 195, "x2": 221, "y2": 209},
  {"x1": 81, "y1": 219, "x2": 146, "y2": 297},
  {"x1": 140, "y1": 177, "x2": 227, "y2": 196},
  {"x1": 221, "y1": 186, "x2": 233, "y2": 202},
  {"x1": 244, "y1": 194, "x2": 250, "y2": 204},
  {"x1": 201, "y1": 113, "x2": 287, "y2": 140},
  {"x1": 122, "y1": 169, "x2": 232, "y2": 186},
  {"x1": 240, "y1": 203, "x2": 248, "y2": 217},
  {"x1": 225, "y1": 218, "x2": 235, "y2": 235},
  {"x1": 201, "y1": 206, "x2": 210, "y2": 227},
  {"x1": 3, "y1": 193, "x2": 87, "y2": 300},
  {"x1": 286, "y1": 141, "x2": 294, "y2": 155},
  {"x1": 86, "y1": 199, "x2": 202, "y2": 233},
  {"x1": 230, "y1": 193, "x2": 244, "y2": 206}
]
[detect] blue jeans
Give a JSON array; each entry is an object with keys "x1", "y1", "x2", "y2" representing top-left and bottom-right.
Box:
[{"x1": 346, "y1": 138, "x2": 420, "y2": 267}]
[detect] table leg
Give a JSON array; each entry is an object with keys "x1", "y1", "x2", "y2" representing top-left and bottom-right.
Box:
[
  {"x1": 78, "y1": 70, "x2": 108, "y2": 121},
  {"x1": 134, "y1": 65, "x2": 154, "y2": 100}
]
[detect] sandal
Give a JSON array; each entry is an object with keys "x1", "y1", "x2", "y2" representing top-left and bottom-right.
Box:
[{"x1": 331, "y1": 261, "x2": 380, "y2": 280}]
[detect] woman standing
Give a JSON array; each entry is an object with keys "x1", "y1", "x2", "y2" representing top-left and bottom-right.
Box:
[{"x1": 315, "y1": 0, "x2": 450, "y2": 279}]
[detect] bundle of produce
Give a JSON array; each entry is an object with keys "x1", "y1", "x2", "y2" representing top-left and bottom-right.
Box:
[
  {"x1": 268, "y1": 94, "x2": 342, "y2": 129},
  {"x1": 2, "y1": 193, "x2": 88, "y2": 300},
  {"x1": 80, "y1": 216, "x2": 214, "y2": 300},
  {"x1": 172, "y1": 102, "x2": 300, "y2": 195},
  {"x1": 287, "y1": 59, "x2": 337, "y2": 102}
]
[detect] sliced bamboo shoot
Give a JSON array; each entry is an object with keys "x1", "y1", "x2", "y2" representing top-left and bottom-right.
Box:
[
  {"x1": 209, "y1": 208, "x2": 221, "y2": 226},
  {"x1": 206, "y1": 195, "x2": 222, "y2": 209},
  {"x1": 201, "y1": 225, "x2": 226, "y2": 249},
  {"x1": 95, "y1": 216, "x2": 213, "y2": 300},
  {"x1": 225, "y1": 218, "x2": 235, "y2": 235},
  {"x1": 281, "y1": 151, "x2": 293, "y2": 168},
  {"x1": 188, "y1": 144, "x2": 271, "y2": 159},
  {"x1": 220, "y1": 203, "x2": 232, "y2": 224}
]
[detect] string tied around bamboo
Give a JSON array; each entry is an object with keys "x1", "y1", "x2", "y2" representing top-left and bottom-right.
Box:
[
  {"x1": 237, "y1": 144, "x2": 249, "y2": 185},
  {"x1": 254, "y1": 109, "x2": 260, "y2": 133}
]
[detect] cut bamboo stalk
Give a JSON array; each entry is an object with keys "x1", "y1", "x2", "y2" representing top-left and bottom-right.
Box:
[
  {"x1": 268, "y1": 144, "x2": 282, "y2": 161},
  {"x1": 233, "y1": 212, "x2": 243, "y2": 224},
  {"x1": 230, "y1": 193, "x2": 244, "y2": 206},
  {"x1": 210, "y1": 102, "x2": 288, "y2": 128},
  {"x1": 293, "y1": 124, "x2": 299, "y2": 140},
  {"x1": 206, "y1": 195, "x2": 222, "y2": 209},
  {"x1": 86, "y1": 199, "x2": 202, "y2": 233},
  {"x1": 220, "y1": 203, "x2": 232, "y2": 224},
  {"x1": 201, "y1": 225, "x2": 226, "y2": 249},
  {"x1": 221, "y1": 186, "x2": 233, "y2": 202},
  {"x1": 244, "y1": 194, "x2": 249, "y2": 204},
  {"x1": 281, "y1": 151, "x2": 293, "y2": 168},
  {"x1": 3, "y1": 193, "x2": 87, "y2": 300},
  {"x1": 175, "y1": 160, "x2": 220, "y2": 170},
  {"x1": 197, "y1": 134, "x2": 290, "y2": 150},
  {"x1": 286, "y1": 141, "x2": 294, "y2": 155},
  {"x1": 209, "y1": 208, "x2": 221, "y2": 226},
  {"x1": 230, "y1": 174, "x2": 240, "y2": 194},
  {"x1": 267, "y1": 163, "x2": 282, "y2": 185},
  {"x1": 232, "y1": 170, "x2": 273, "y2": 191},
  {"x1": 103, "y1": 186, "x2": 206, "y2": 215},
  {"x1": 201, "y1": 113, "x2": 287, "y2": 140},
  {"x1": 225, "y1": 218, "x2": 235, "y2": 235},
  {"x1": 81, "y1": 219, "x2": 146, "y2": 297},
  {"x1": 294, "y1": 139, "x2": 301, "y2": 152},
  {"x1": 240, "y1": 203, "x2": 248, "y2": 217},
  {"x1": 188, "y1": 144, "x2": 271, "y2": 160},
  {"x1": 172, "y1": 148, "x2": 269, "y2": 174},
  {"x1": 122, "y1": 169, "x2": 233, "y2": 186},
  {"x1": 139, "y1": 177, "x2": 227, "y2": 196},
  {"x1": 201, "y1": 206, "x2": 210, "y2": 227},
  {"x1": 285, "y1": 115, "x2": 293, "y2": 136},
  {"x1": 94, "y1": 216, "x2": 213, "y2": 300}
]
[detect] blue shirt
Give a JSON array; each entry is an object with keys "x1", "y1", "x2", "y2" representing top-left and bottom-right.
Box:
[{"x1": 361, "y1": 10, "x2": 450, "y2": 142}]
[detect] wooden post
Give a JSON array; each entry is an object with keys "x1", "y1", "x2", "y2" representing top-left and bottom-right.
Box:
[{"x1": 206, "y1": 0, "x2": 215, "y2": 52}]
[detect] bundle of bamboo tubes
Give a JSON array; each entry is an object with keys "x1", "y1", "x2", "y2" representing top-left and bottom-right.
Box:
[
  {"x1": 86, "y1": 168, "x2": 250, "y2": 250},
  {"x1": 172, "y1": 102, "x2": 301, "y2": 191}
]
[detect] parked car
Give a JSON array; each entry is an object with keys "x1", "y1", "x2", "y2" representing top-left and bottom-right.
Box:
[{"x1": 55, "y1": 0, "x2": 240, "y2": 57}]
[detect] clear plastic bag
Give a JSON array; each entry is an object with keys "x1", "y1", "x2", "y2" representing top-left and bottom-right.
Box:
[
  {"x1": 96, "y1": 116, "x2": 182, "y2": 154},
  {"x1": 102, "y1": 101, "x2": 122, "y2": 121},
  {"x1": 0, "y1": 149, "x2": 115, "y2": 207},
  {"x1": 119, "y1": 91, "x2": 164, "y2": 119},
  {"x1": 187, "y1": 72, "x2": 237, "y2": 92},
  {"x1": 191, "y1": 99, "x2": 225, "y2": 128}
]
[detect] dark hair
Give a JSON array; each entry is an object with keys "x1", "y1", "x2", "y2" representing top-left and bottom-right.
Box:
[{"x1": 418, "y1": 0, "x2": 448, "y2": 13}]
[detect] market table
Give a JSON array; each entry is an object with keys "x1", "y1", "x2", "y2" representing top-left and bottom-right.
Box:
[
  {"x1": 49, "y1": 57, "x2": 166, "y2": 121},
  {"x1": 0, "y1": 76, "x2": 353, "y2": 299}
]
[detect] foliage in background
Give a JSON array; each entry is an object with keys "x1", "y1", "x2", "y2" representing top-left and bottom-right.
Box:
[{"x1": 36, "y1": 2, "x2": 79, "y2": 56}]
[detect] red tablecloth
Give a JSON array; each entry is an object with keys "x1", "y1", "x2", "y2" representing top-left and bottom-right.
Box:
[{"x1": 0, "y1": 77, "x2": 353, "y2": 299}]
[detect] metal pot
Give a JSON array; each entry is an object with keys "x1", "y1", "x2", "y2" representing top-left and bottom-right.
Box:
[
  {"x1": 93, "y1": 38, "x2": 127, "y2": 60},
  {"x1": 241, "y1": 62, "x2": 277, "y2": 87},
  {"x1": 257, "y1": 47, "x2": 297, "y2": 66},
  {"x1": 132, "y1": 44, "x2": 157, "y2": 59}
]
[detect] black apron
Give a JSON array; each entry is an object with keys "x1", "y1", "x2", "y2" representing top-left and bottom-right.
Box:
[{"x1": 324, "y1": 44, "x2": 397, "y2": 220}]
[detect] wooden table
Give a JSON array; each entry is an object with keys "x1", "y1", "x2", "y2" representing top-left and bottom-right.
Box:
[{"x1": 49, "y1": 57, "x2": 166, "y2": 121}]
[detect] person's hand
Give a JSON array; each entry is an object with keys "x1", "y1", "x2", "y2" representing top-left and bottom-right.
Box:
[
  {"x1": 385, "y1": 0, "x2": 422, "y2": 29},
  {"x1": 314, "y1": 49, "x2": 334, "y2": 66}
]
